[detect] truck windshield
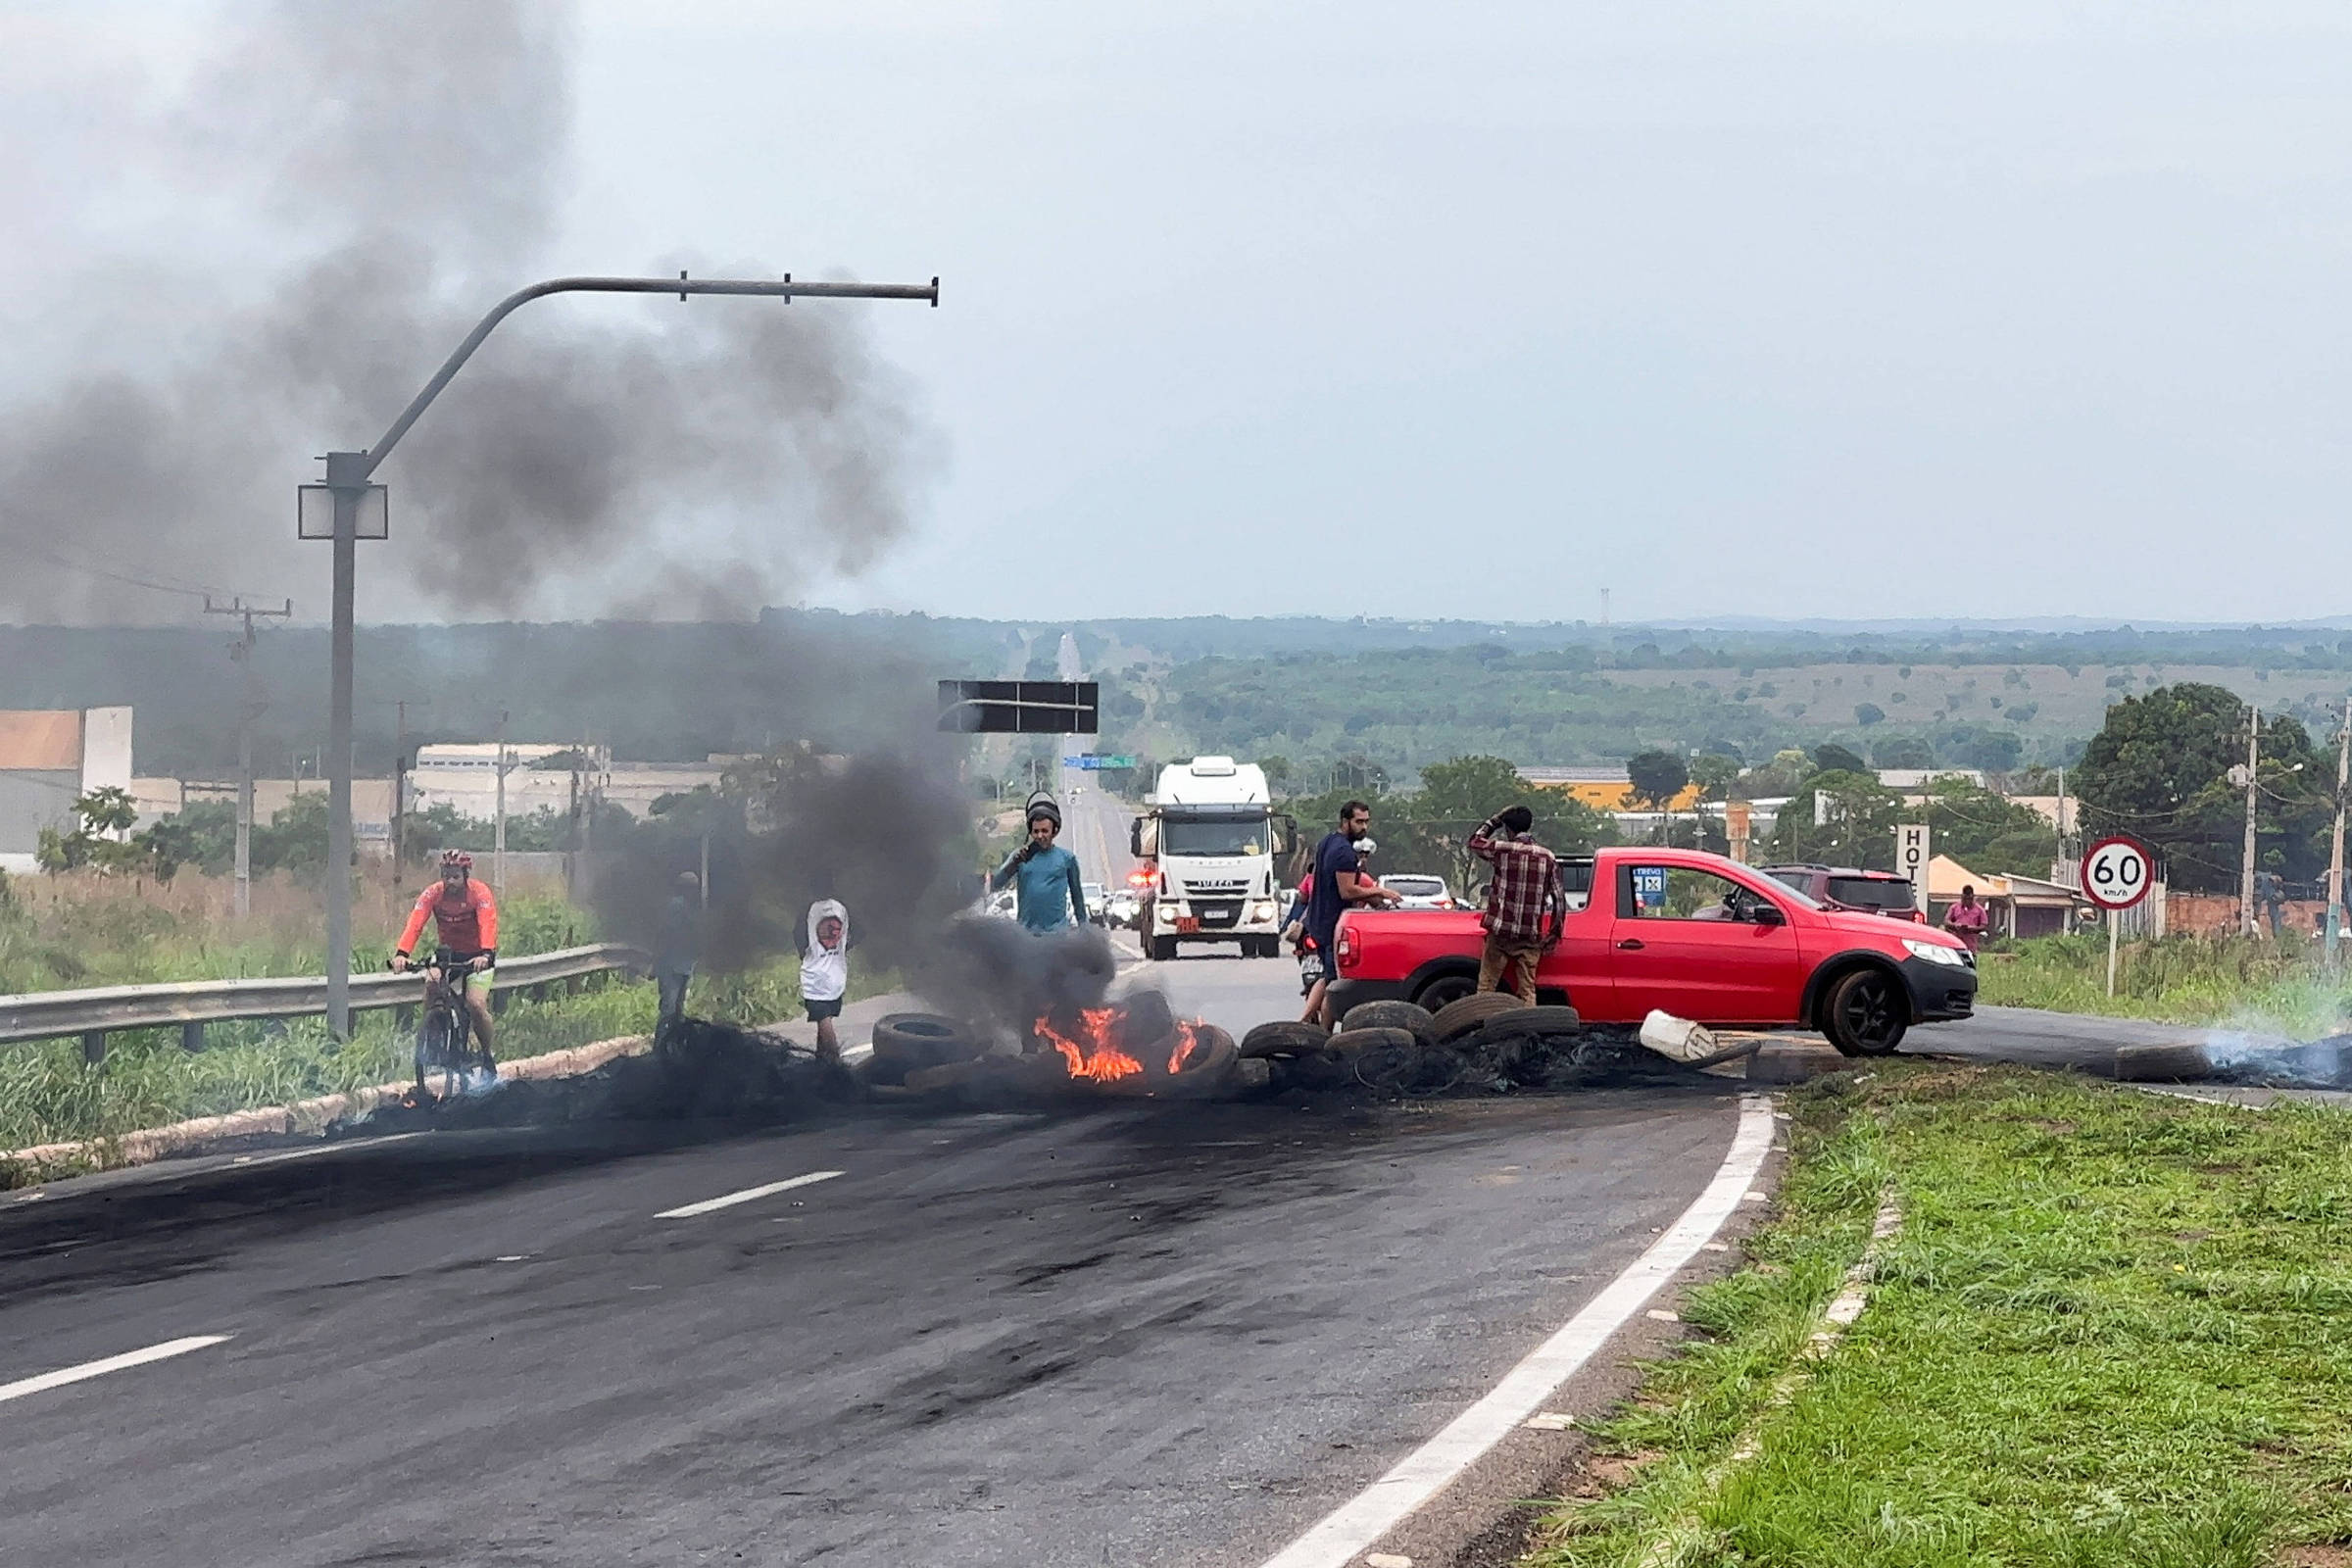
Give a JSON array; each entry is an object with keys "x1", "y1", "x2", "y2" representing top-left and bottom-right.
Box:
[{"x1": 1160, "y1": 817, "x2": 1267, "y2": 857}]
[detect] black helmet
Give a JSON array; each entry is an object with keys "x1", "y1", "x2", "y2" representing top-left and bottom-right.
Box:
[{"x1": 1025, "y1": 789, "x2": 1062, "y2": 830}]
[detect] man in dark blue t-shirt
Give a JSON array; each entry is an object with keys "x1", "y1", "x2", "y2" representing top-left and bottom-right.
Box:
[{"x1": 1305, "y1": 800, "x2": 1399, "y2": 1026}]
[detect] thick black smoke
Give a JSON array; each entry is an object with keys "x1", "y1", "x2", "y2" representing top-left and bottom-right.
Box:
[{"x1": 0, "y1": 1, "x2": 936, "y2": 623}]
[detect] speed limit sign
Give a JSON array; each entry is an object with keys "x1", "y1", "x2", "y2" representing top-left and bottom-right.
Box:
[{"x1": 2081, "y1": 835, "x2": 2153, "y2": 910}]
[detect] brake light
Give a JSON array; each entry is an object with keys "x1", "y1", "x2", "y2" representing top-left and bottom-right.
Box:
[{"x1": 1336, "y1": 921, "x2": 1358, "y2": 971}]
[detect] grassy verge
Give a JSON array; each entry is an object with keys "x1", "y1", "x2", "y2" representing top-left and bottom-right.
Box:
[
  {"x1": 1531, "y1": 1064, "x2": 2352, "y2": 1568},
  {"x1": 1977, "y1": 931, "x2": 2352, "y2": 1035},
  {"x1": 0, "y1": 956, "x2": 908, "y2": 1158}
]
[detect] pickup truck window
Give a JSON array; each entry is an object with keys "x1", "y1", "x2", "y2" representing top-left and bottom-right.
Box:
[{"x1": 1621, "y1": 864, "x2": 1783, "y2": 923}]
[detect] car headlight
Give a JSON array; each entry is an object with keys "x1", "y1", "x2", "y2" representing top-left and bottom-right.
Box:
[{"x1": 1903, "y1": 939, "x2": 1967, "y2": 966}]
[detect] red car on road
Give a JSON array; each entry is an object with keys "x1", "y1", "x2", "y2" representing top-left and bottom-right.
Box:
[{"x1": 1329, "y1": 846, "x2": 1976, "y2": 1056}]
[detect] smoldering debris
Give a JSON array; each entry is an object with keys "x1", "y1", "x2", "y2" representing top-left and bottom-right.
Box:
[
  {"x1": 2114, "y1": 1032, "x2": 2352, "y2": 1090},
  {"x1": 346, "y1": 998, "x2": 1730, "y2": 1137},
  {"x1": 339, "y1": 1018, "x2": 864, "y2": 1137},
  {"x1": 0, "y1": 0, "x2": 938, "y2": 624}
]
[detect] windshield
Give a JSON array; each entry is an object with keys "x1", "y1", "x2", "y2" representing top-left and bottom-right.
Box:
[
  {"x1": 1828, "y1": 876, "x2": 1914, "y2": 911},
  {"x1": 1160, "y1": 817, "x2": 1268, "y2": 857}
]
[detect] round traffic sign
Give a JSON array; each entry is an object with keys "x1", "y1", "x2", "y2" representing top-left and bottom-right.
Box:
[{"x1": 2080, "y1": 835, "x2": 2153, "y2": 910}]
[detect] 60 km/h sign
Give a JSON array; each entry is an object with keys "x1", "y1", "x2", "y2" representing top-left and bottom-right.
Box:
[{"x1": 2081, "y1": 835, "x2": 2153, "y2": 911}]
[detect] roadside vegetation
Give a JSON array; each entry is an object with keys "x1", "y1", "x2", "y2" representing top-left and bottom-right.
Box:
[
  {"x1": 1531, "y1": 1064, "x2": 2352, "y2": 1567},
  {"x1": 1977, "y1": 931, "x2": 2352, "y2": 1036},
  {"x1": 0, "y1": 868, "x2": 875, "y2": 1159}
]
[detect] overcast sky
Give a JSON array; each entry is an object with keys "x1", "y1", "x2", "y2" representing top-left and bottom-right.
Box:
[{"x1": 6, "y1": 2, "x2": 2352, "y2": 625}]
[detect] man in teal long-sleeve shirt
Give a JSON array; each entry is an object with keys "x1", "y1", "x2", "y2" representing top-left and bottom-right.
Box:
[{"x1": 991, "y1": 802, "x2": 1088, "y2": 932}]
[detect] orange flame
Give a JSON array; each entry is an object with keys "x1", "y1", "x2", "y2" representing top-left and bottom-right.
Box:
[
  {"x1": 1035, "y1": 1005, "x2": 1144, "y2": 1082},
  {"x1": 1166, "y1": 1020, "x2": 1209, "y2": 1075}
]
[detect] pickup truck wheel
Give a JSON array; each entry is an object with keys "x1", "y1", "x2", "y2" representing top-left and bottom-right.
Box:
[
  {"x1": 1428, "y1": 990, "x2": 1532, "y2": 1044},
  {"x1": 1823, "y1": 968, "x2": 1907, "y2": 1056},
  {"x1": 1411, "y1": 973, "x2": 1478, "y2": 1012}
]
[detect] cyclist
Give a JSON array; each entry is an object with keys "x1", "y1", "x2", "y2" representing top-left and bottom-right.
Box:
[{"x1": 391, "y1": 849, "x2": 500, "y2": 1081}]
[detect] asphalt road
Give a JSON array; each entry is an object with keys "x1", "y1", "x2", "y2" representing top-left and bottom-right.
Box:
[{"x1": 1, "y1": 950, "x2": 1759, "y2": 1568}]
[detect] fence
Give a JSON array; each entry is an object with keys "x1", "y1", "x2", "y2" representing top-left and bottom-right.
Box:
[{"x1": 0, "y1": 943, "x2": 647, "y2": 1063}]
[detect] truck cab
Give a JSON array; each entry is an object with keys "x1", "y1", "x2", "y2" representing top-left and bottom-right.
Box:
[{"x1": 1131, "y1": 757, "x2": 1297, "y2": 960}]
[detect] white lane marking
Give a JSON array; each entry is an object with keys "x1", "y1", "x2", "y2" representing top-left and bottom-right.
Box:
[
  {"x1": 655, "y1": 1169, "x2": 843, "y2": 1219},
  {"x1": 1252, "y1": 1096, "x2": 1777, "y2": 1568},
  {"x1": 0, "y1": 1335, "x2": 232, "y2": 1406}
]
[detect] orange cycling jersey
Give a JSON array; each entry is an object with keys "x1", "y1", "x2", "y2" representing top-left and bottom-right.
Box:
[{"x1": 397, "y1": 879, "x2": 500, "y2": 957}]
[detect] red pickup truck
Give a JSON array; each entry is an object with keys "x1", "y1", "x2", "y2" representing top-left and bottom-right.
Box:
[{"x1": 1329, "y1": 846, "x2": 1977, "y2": 1056}]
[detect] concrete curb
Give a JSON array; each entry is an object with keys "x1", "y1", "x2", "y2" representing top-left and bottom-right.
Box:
[{"x1": 1, "y1": 1032, "x2": 653, "y2": 1181}]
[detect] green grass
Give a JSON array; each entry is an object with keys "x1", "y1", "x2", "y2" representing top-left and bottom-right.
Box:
[
  {"x1": 1530, "y1": 1064, "x2": 2352, "y2": 1568},
  {"x1": 1978, "y1": 931, "x2": 2352, "y2": 1036}
]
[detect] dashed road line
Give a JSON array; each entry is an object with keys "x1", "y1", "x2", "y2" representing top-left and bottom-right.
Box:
[
  {"x1": 1252, "y1": 1096, "x2": 1778, "y2": 1568},
  {"x1": 654, "y1": 1169, "x2": 844, "y2": 1219},
  {"x1": 0, "y1": 1335, "x2": 233, "y2": 1406}
]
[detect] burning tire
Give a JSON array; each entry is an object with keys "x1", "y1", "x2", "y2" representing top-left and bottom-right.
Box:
[
  {"x1": 1474, "y1": 1004, "x2": 1582, "y2": 1044},
  {"x1": 1428, "y1": 990, "x2": 1532, "y2": 1044},
  {"x1": 868, "y1": 1012, "x2": 979, "y2": 1084},
  {"x1": 1240, "y1": 1020, "x2": 1332, "y2": 1059},
  {"x1": 1341, "y1": 1000, "x2": 1438, "y2": 1046}
]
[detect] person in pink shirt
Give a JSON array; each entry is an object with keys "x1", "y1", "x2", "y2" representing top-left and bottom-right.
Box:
[{"x1": 1942, "y1": 885, "x2": 1989, "y2": 951}]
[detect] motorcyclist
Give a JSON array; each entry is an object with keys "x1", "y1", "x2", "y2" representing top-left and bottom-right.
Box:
[
  {"x1": 990, "y1": 797, "x2": 1089, "y2": 933},
  {"x1": 391, "y1": 849, "x2": 500, "y2": 1080}
]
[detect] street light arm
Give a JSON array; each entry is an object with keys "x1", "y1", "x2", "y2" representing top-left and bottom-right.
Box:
[{"x1": 360, "y1": 274, "x2": 941, "y2": 477}]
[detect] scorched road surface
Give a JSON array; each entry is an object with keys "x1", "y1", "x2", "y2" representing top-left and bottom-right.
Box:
[{"x1": 0, "y1": 995, "x2": 1751, "y2": 1566}]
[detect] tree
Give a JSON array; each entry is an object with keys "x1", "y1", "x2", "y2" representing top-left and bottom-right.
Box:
[
  {"x1": 2075, "y1": 683, "x2": 2328, "y2": 892},
  {"x1": 1812, "y1": 743, "x2": 1869, "y2": 776},
  {"x1": 1255, "y1": 755, "x2": 1296, "y2": 794},
  {"x1": 1689, "y1": 754, "x2": 1742, "y2": 802},
  {"x1": 36, "y1": 787, "x2": 146, "y2": 875},
  {"x1": 1766, "y1": 770, "x2": 1904, "y2": 868},
  {"x1": 1873, "y1": 736, "x2": 1936, "y2": 770},
  {"x1": 1332, "y1": 756, "x2": 1614, "y2": 896},
  {"x1": 1626, "y1": 750, "x2": 1690, "y2": 812},
  {"x1": 1740, "y1": 749, "x2": 1816, "y2": 799},
  {"x1": 1853, "y1": 702, "x2": 1886, "y2": 726},
  {"x1": 1920, "y1": 776, "x2": 2055, "y2": 878}
]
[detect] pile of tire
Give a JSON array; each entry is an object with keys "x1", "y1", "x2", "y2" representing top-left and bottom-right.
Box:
[{"x1": 1236, "y1": 992, "x2": 1583, "y2": 1097}]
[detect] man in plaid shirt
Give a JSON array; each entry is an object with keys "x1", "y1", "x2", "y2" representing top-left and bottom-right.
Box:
[{"x1": 1468, "y1": 805, "x2": 1564, "y2": 1004}]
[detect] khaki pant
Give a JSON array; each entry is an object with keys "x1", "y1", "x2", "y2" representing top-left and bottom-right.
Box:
[{"x1": 1478, "y1": 932, "x2": 1542, "y2": 1004}]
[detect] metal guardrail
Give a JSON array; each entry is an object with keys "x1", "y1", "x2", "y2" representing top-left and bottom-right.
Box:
[{"x1": 0, "y1": 944, "x2": 648, "y2": 1062}]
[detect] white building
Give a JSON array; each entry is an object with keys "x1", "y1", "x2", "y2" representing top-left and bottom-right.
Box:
[
  {"x1": 404, "y1": 744, "x2": 733, "y2": 825},
  {"x1": 0, "y1": 707, "x2": 132, "y2": 872}
]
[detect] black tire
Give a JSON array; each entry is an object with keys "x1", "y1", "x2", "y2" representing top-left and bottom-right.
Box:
[
  {"x1": 1149, "y1": 935, "x2": 1178, "y2": 961},
  {"x1": 1240, "y1": 1020, "x2": 1332, "y2": 1059},
  {"x1": 1822, "y1": 967, "x2": 1908, "y2": 1056},
  {"x1": 1477, "y1": 1004, "x2": 1583, "y2": 1043},
  {"x1": 1411, "y1": 971, "x2": 1478, "y2": 1012},
  {"x1": 1341, "y1": 1000, "x2": 1439, "y2": 1045},
  {"x1": 870, "y1": 1012, "x2": 974, "y2": 1084},
  {"x1": 1428, "y1": 990, "x2": 1533, "y2": 1044},
  {"x1": 1114, "y1": 990, "x2": 1176, "y2": 1054}
]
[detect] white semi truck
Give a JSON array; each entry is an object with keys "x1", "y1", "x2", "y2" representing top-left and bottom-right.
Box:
[{"x1": 1130, "y1": 757, "x2": 1296, "y2": 961}]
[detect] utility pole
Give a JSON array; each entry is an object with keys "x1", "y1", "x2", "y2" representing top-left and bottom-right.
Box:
[
  {"x1": 494, "y1": 710, "x2": 510, "y2": 894},
  {"x1": 204, "y1": 596, "x2": 292, "y2": 917},
  {"x1": 2239, "y1": 707, "x2": 2261, "y2": 938},
  {"x1": 392, "y1": 699, "x2": 409, "y2": 869},
  {"x1": 2328, "y1": 697, "x2": 2350, "y2": 967}
]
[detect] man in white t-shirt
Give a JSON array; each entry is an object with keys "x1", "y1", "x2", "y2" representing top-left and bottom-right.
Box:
[{"x1": 801, "y1": 898, "x2": 852, "y2": 1060}]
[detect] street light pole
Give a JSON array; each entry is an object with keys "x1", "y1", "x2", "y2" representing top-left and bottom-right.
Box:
[{"x1": 310, "y1": 272, "x2": 938, "y2": 1038}]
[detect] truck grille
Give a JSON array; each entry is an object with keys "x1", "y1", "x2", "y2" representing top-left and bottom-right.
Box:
[{"x1": 1185, "y1": 879, "x2": 1249, "y2": 896}]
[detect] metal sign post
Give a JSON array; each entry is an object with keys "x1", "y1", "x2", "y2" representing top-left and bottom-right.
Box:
[
  {"x1": 2081, "y1": 834, "x2": 2153, "y2": 998},
  {"x1": 1895, "y1": 823, "x2": 1931, "y2": 914}
]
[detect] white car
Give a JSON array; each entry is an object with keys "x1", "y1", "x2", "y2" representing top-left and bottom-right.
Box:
[
  {"x1": 1102, "y1": 888, "x2": 1142, "y2": 929},
  {"x1": 1379, "y1": 874, "x2": 1457, "y2": 910},
  {"x1": 1083, "y1": 882, "x2": 1107, "y2": 924}
]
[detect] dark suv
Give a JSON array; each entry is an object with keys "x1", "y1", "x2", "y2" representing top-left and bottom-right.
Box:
[{"x1": 1759, "y1": 864, "x2": 1924, "y2": 922}]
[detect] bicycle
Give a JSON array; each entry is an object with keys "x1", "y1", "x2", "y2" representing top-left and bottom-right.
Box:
[{"x1": 404, "y1": 947, "x2": 495, "y2": 1099}]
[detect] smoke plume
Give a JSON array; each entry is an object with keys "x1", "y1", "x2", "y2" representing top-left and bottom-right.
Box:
[{"x1": 0, "y1": 1, "x2": 937, "y2": 623}]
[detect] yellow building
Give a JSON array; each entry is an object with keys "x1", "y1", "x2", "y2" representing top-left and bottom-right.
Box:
[{"x1": 1515, "y1": 765, "x2": 1704, "y2": 812}]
